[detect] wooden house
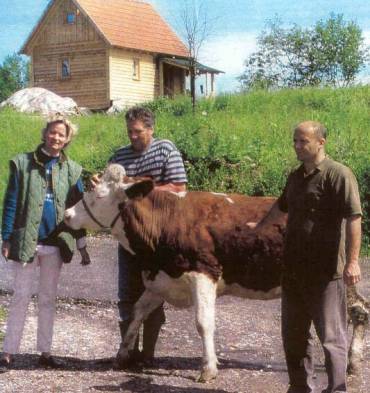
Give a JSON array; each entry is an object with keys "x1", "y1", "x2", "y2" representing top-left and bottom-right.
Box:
[{"x1": 21, "y1": 0, "x2": 222, "y2": 110}]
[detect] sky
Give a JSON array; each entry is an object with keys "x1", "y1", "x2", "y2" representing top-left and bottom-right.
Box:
[{"x1": 0, "y1": 0, "x2": 369, "y2": 93}]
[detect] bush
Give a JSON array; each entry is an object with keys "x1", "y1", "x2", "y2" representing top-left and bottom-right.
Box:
[{"x1": 142, "y1": 96, "x2": 192, "y2": 116}]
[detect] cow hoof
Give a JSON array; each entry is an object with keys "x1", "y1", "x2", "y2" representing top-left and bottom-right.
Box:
[
  {"x1": 197, "y1": 366, "x2": 218, "y2": 383},
  {"x1": 113, "y1": 354, "x2": 132, "y2": 370},
  {"x1": 113, "y1": 347, "x2": 133, "y2": 370}
]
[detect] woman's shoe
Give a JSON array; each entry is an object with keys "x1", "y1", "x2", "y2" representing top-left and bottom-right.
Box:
[{"x1": 0, "y1": 358, "x2": 11, "y2": 373}]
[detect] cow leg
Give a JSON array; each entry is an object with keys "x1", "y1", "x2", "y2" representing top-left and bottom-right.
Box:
[
  {"x1": 116, "y1": 289, "x2": 164, "y2": 366},
  {"x1": 190, "y1": 273, "x2": 218, "y2": 383},
  {"x1": 347, "y1": 304, "x2": 369, "y2": 375}
]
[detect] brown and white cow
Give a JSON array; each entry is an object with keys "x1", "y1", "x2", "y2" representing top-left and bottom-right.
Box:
[{"x1": 64, "y1": 164, "x2": 368, "y2": 382}]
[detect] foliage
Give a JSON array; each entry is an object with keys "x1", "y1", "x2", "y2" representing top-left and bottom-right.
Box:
[
  {"x1": 0, "y1": 54, "x2": 29, "y2": 102},
  {"x1": 142, "y1": 96, "x2": 193, "y2": 117},
  {"x1": 0, "y1": 86, "x2": 369, "y2": 246},
  {"x1": 239, "y1": 14, "x2": 368, "y2": 90}
]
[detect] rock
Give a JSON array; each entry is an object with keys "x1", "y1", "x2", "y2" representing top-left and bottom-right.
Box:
[{"x1": 0, "y1": 87, "x2": 84, "y2": 116}]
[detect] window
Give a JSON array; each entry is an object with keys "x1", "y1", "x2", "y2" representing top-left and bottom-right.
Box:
[
  {"x1": 66, "y1": 12, "x2": 76, "y2": 24},
  {"x1": 132, "y1": 58, "x2": 140, "y2": 80},
  {"x1": 61, "y1": 59, "x2": 71, "y2": 78}
]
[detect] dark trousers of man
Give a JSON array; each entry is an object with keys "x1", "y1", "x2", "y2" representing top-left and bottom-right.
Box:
[
  {"x1": 282, "y1": 276, "x2": 347, "y2": 393},
  {"x1": 117, "y1": 245, "x2": 165, "y2": 357}
]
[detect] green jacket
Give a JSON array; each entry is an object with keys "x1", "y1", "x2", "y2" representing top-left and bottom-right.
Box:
[{"x1": 7, "y1": 145, "x2": 83, "y2": 263}]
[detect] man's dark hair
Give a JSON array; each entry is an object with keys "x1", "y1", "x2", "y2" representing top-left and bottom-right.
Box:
[{"x1": 125, "y1": 106, "x2": 155, "y2": 129}]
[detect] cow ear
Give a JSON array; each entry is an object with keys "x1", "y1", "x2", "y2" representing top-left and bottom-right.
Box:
[{"x1": 121, "y1": 179, "x2": 154, "y2": 200}]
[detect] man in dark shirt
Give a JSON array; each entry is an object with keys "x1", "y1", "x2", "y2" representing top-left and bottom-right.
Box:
[{"x1": 248, "y1": 121, "x2": 362, "y2": 393}]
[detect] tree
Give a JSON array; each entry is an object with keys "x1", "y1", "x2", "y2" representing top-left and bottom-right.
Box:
[
  {"x1": 0, "y1": 53, "x2": 29, "y2": 102},
  {"x1": 178, "y1": 0, "x2": 213, "y2": 110},
  {"x1": 239, "y1": 14, "x2": 368, "y2": 91}
]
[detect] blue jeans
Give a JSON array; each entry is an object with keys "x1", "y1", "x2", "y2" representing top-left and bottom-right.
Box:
[{"x1": 117, "y1": 245, "x2": 165, "y2": 324}]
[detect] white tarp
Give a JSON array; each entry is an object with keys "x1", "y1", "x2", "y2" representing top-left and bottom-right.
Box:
[{"x1": 0, "y1": 87, "x2": 84, "y2": 116}]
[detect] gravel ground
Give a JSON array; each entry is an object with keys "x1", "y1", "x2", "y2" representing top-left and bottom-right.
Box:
[{"x1": 0, "y1": 236, "x2": 369, "y2": 393}]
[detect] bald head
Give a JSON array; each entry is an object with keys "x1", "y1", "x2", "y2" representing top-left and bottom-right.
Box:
[
  {"x1": 295, "y1": 121, "x2": 327, "y2": 140},
  {"x1": 293, "y1": 121, "x2": 327, "y2": 167}
]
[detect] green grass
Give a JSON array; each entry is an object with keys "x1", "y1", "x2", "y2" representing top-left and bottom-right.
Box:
[{"x1": 0, "y1": 86, "x2": 369, "y2": 246}]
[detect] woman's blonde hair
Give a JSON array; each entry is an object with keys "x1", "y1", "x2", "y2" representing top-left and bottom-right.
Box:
[{"x1": 41, "y1": 114, "x2": 78, "y2": 148}]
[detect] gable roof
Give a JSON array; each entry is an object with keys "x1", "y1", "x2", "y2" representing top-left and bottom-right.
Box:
[{"x1": 21, "y1": 0, "x2": 188, "y2": 57}]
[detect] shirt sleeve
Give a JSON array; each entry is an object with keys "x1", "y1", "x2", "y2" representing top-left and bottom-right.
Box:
[
  {"x1": 162, "y1": 149, "x2": 188, "y2": 184},
  {"x1": 1, "y1": 161, "x2": 19, "y2": 241},
  {"x1": 76, "y1": 178, "x2": 84, "y2": 193},
  {"x1": 331, "y1": 166, "x2": 362, "y2": 217}
]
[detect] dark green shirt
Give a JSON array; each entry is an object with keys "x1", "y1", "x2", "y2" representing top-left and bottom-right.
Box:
[{"x1": 278, "y1": 158, "x2": 362, "y2": 281}]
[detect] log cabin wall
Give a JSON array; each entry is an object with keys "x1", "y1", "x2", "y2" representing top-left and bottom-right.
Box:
[
  {"x1": 109, "y1": 48, "x2": 159, "y2": 107},
  {"x1": 29, "y1": 0, "x2": 109, "y2": 109}
]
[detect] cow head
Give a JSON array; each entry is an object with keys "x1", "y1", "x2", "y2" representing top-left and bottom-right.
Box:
[{"x1": 64, "y1": 164, "x2": 154, "y2": 231}]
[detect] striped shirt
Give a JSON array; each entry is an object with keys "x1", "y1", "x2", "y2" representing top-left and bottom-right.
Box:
[{"x1": 110, "y1": 138, "x2": 187, "y2": 184}]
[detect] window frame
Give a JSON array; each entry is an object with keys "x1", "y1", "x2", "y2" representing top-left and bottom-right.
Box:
[
  {"x1": 66, "y1": 12, "x2": 76, "y2": 25},
  {"x1": 132, "y1": 58, "x2": 140, "y2": 80},
  {"x1": 60, "y1": 58, "x2": 71, "y2": 79}
]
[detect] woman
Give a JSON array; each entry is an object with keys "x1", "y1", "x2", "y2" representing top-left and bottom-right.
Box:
[{"x1": 0, "y1": 115, "x2": 90, "y2": 370}]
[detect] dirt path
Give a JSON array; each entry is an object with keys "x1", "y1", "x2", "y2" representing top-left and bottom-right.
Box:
[{"x1": 0, "y1": 237, "x2": 369, "y2": 393}]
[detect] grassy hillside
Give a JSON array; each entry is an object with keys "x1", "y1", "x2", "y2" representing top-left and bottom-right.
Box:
[{"x1": 0, "y1": 86, "x2": 369, "y2": 245}]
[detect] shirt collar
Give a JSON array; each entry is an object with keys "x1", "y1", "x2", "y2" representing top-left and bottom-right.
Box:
[
  {"x1": 33, "y1": 144, "x2": 67, "y2": 166},
  {"x1": 297, "y1": 157, "x2": 329, "y2": 178},
  {"x1": 41, "y1": 147, "x2": 60, "y2": 157},
  {"x1": 316, "y1": 157, "x2": 329, "y2": 171}
]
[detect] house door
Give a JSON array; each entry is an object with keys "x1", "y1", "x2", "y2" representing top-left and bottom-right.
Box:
[{"x1": 163, "y1": 63, "x2": 185, "y2": 97}]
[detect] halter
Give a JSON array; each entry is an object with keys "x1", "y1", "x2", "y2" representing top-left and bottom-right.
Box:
[{"x1": 82, "y1": 197, "x2": 122, "y2": 230}]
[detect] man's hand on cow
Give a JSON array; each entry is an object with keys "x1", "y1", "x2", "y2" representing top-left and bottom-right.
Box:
[
  {"x1": 154, "y1": 182, "x2": 186, "y2": 193},
  {"x1": 343, "y1": 260, "x2": 361, "y2": 286},
  {"x1": 79, "y1": 247, "x2": 91, "y2": 266}
]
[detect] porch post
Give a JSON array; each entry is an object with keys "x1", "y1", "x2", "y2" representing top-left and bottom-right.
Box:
[
  {"x1": 159, "y1": 60, "x2": 164, "y2": 96},
  {"x1": 183, "y1": 69, "x2": 186, "y2": 93},
  {"x1": 205, "y1": 72, "x2": 208, "y2": 97},
  {"x1": 211, "y1": 73, "x2": 215, "y2": 97}
]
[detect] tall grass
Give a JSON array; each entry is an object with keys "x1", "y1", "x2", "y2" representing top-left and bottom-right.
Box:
[{"x1": 0, "y1": 86, "x2": 369, "y2": 245}]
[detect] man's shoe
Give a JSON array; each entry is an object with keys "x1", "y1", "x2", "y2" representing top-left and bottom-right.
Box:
[
  {"x1": 0, "y1": 358, "x2": 11, "y2": 373},
  {"x1": 113, "y1": 344, "x2": 143, "y2": 370},
  {"x1": 38, "y1": 355, "x2": 62, "y2": 369}
]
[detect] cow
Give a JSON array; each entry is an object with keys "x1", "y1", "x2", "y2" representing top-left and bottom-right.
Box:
[{"x1": 64, "y1": 164, "x2": 368, "y2": 382}]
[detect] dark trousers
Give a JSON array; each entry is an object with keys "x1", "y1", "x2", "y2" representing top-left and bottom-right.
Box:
[
  {"x1": 282, "y1": 277, "x2": 347, "y2": 393},
  {"x1": 117, "y1": 245, "x2": 165, "y2": 326}
]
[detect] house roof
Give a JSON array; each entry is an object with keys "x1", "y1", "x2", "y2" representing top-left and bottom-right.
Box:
[
  {"x1": 161, "y1": 57, "x2": 224, "y2": 74},
  {"x1": 21, "y1": 0, "x2": 189, "y2": 57}
]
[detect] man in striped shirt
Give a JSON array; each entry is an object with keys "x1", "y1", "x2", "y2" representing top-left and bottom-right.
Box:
[{"x1": 110, "y1": 106, "x2": 187, "y2": 368}]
